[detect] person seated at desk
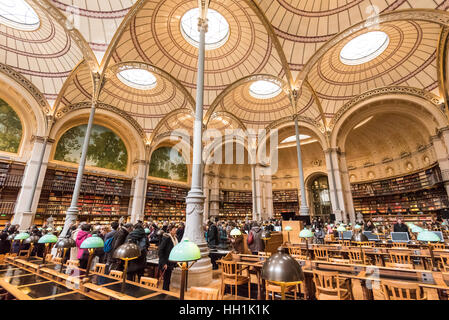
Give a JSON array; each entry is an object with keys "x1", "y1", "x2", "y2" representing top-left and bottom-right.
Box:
[
  {"x1": 393, "y1": 217, "x2": 409, "y2": 234},
  {"x1": 364, "y1": 220, "x2": 375, "y2": 232}
]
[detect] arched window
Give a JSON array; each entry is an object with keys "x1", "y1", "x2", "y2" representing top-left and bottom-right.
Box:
[
  {"x1": 54, "y1": 124, "x2": 128, "y2": 172},
  {"x1": 149, "y1": 147, "x2": 187, "y2": 182},
  {"x1": 309, "y1": 175, "x2": 331, "y2": 217},
  {"x1": 0, "y1": 98, "x2": 22, "y2": 153}
]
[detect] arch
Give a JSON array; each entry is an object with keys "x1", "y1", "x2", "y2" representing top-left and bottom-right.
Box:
[
  {"x1": 330, "y1": 88, "x2": 448, "y2": 151},
  {"x1": 50, "y1": 106, "x2": 146, "y2": 174}
]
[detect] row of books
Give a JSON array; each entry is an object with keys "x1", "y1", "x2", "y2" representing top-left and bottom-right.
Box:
[{"x1": 272, "y1": 189, "x2": 299, "y2": 203}]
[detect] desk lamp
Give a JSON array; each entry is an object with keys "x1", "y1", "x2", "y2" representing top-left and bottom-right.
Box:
[
  {"x1": 14, "y1": 232, "x2": 30, "y2": 256},
  {"x1": 261, "y1": 247, "x2": 304, "y2": 300},
  {"x1": 299, "y1": 228, "x2": 314, "y2": 259},
  {"x1": 24, "y1": 235, "x2": 40, "y2": 260},
  {"x1": 336, "y1": 225, "x2": 346, "y2": 241},
  {"x1": 230, "y1": 228, "x2": 242, "y2": 253},
  {"x1": 169, "y1": 239, "x2": 201, "y2": 300},
  {"x1": 80, "y1": 235, "x2": 104, "y2": 277},
  {"x1": 113, "y1": 242, "x2": 141, "y2": 291},
  {"x1": 417, "y1": 229, "x2": 441, "y2": 271},
  {"x1": 284, "y1": 226, "x2": 292, "y2": 244},
  {"x1": 38, "y1": 233, "x2": 58, "y2": 264},
  {"x1": 54, "y1": 236, "x2": 76, "y2": 272}
]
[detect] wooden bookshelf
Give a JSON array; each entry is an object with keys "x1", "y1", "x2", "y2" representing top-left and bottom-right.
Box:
[
  {"x1": 144, "y1": 182, "x2": 188, "y2": 221},
  {"x1": 272, "y1": 189, "x2": 299, "y2": 218},
  {"x1": 351, "y1": 164, "x2": 449, "y2": 221},
  {"x1": 0, "y1": 160, "x2": 25, "y2": 226},
  {"x1": 36, "y1": 168, "x2": 132, "y2": 226},
  {"x1": 219, "y1": 190, "x2": 252, "y2": 220}
]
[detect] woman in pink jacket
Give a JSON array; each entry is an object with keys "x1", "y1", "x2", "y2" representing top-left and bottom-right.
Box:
[{"x1": 75, "y1": 224, "x2": 92, "y2": 269}]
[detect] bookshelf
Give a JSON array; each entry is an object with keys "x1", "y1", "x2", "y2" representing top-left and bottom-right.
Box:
[
  {"x1": 0, "y1": 161, "x2": 25, "y2": 226},
  {"x1": 272, "y1": 189, "x2": 299, "y2": 218},
  {"x1": 144, "y1": 182, "x2": 188, "y2": 221},
  {"x1": 219, "y1": 190, "x2": 252, "y2": 220},
  {"x1": 35, "y1": 168, "x2": 132, "y2": 227},
  {"x1": 351, "y1": 164, "x2": 449, "y2": 221}
]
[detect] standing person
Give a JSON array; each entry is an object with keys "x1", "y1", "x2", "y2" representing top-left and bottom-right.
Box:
[
  {"x1": 125, "y1": 223, "x2": 149, "y2": 281},
  {"x1": 247, "y1": 222, "x2": 264, "y2": 254},
  {"x1": 158, "y1": 225, "x2": 178, "y2": 291},
  {"x1": 176, "y1": 222, "x2": 185, "y2": 242},
  {"x1": 108, "y1": 223, "x2": 133, "y2": 273},
  {"x1": 207, "y1": 221, "x2": 219, "y2": 248},
  {"x1": 103, "y1": 221, "x2": 119, "y2": 267},
  {"x1": 75, "y1": 224, "x2": 92, "y2": 269}
]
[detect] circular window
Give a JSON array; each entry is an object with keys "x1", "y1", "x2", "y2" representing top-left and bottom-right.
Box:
[
  {"x1": 340, "y1": 31, "x2": 389, "y2": 65},
  {"x1": 180, "y1": 8, "x2": 229, "y2": 50},
  {"x1": 0, "y1": 0, "x2": 40, "y2": 31},
  {"x1": 117, "y1": 68, "x2": 157, "y2": 90},
  {"x1": 249, "y1": 80, "x2": 282, "y2": 99}
]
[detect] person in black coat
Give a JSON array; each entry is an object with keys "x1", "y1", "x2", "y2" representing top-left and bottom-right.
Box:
[
  {"x1": 158, "y1": 225, "x2": 178, "y2": 291},
  {"x1": 125, "y1": 223, "x2": 149, "y2": 281},
  {"x1": 176, "y1": 222, "x2": 185, "y2": 242},
  {"x1": 207, "y1": 221, "x2": 219, "y2": 248},
  {"x1": 107, "y1": 223, "x2": 133, "y2": 273},
  {"x1": 364, "y1": 220, "x2": 375, "y2": 232},
  {"x1": 393, "y1": 217, "x2": 409, "y2": 234}
]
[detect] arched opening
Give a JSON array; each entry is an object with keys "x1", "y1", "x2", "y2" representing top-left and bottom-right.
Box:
[
  {"x1": 307, "y1": 174, "x2": 332, "y2": 220},
  {"x1": 0, "y1": 98, "x2": 22, "y2": 154},
  {"x1": 148, "y1": 146, "x2": 188, "y2": 182}
]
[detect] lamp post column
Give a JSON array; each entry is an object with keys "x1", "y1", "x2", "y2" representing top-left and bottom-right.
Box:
[
  {"x1": 181, "y1": 16, "x2": 212, "y2": 287},
  {"x1": 294, "y1": 116, "x2": 309, "y2": 216}
]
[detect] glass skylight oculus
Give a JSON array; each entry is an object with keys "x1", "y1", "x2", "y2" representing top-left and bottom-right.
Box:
[
  {"x1": 340, "y1": 31, "x2": 389, "y2": 65},
  {"x1": 249, "y1": 80, "x2": 282, "y2": 99},
  {"x1": 0, "y1": 0, "x2": 40, "y2": 31},
  {"x1": 117, "y1": 69, "x2": 157, "y2": 90},
  {"x1": 180, "y1": 8, "x2": 229, "y2": 50}
]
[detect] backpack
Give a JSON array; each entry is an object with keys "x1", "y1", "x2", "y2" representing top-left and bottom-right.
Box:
[
  {"x1": 247, "y1": 230, "x2": 254, "y2": 245},
  {"x1": 103, "y1": 237, "x2": 114, "y2": 253}
]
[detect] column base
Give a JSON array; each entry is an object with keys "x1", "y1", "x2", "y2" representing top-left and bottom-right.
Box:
[{"x1": 171, "y1": 255, "x2": 213, "y2": 289}]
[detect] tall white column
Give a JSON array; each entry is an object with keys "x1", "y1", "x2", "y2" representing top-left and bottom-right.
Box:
[
  {"x1": 130, "y1": 159, "x2": 149, "y2": 223},
  {"x1": 339, "y1": 152, "x2": 356, "y2": 224},
  {"x1": 179, "y1": 15, "x2": 212, "y2": 287},
  {"x1": 294, "y1": 116, "x2": 309, "y2": 216},
  {"x1": 431, "y1": 134, "x2": 449, "y2": 196},
  {"x1": 12, "y1": 136, "x2": 54, "y2": 229},
  {"x1": 251, "y1": 164, "x2": 258, "y2": 220},
  {"x1": 208, "y1": 173, "x2": 220, "y2": 220},
  {"x1": 255, "y1": 165, "x2": 273, "y2": 220}
]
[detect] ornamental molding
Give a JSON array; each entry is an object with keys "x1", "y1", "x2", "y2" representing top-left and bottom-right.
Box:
[
  {"x1": 328, "y1": 86, "x2": 444, "y2": 130},
  {"x1": 54, "y1": 101, "x2": 146, "y2": 139},
  {"x1": 0, "y1": 63, "x2": 50, "y2": 114}
]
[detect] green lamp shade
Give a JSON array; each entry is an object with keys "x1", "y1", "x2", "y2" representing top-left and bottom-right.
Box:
[
  {"x1": 410, "y1": 225, "x2": 424, "y2": 233},
  {"x1": 353, "y1": 224, "x2": 362, "y2": 230},
  {"x1": 336, "y1": 226, "x2": 346, "y2": 232},
  {"x1": 417, "y1": 230, "x2": 440, "y2": 242},
  {"x1": 230, "y1": 228, "x2": 242, "y2": 236},
  {"x1": 80, "y1": 235, "x2": 104, "y2": 249},
  {"x1": 144, "y1": 228, "x2": 150, "y2": 234},
  {"x1": 284, "y1": 226, "x2": 292, "y2": 231},
  {"x1": 14, "y1": 232, "x2": 30, "y2": 241},
  {"x1": 38, "y1": 234, "x2": 58, "y2": 244},
  {"x1": 299, "y1": 229, "x2": 314, "y2": 238},
  {"x1": 169, "y1": 239, "x2": 201, "y2": 262},
  {"x1": 46, "y1": 227, "x2": 53, "y2": 231}
]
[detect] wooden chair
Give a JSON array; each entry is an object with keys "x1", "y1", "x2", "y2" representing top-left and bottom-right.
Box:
[
  {"x1": 109, "y1": 270, "x2": 124, "y2": 279},
  {"x1": 219, "y1": 259, "x2": 251, "y2": 300},
  {"x1": 66, "y1": 260, "x2": 79, "y2": 267},
  {"x1": 438, "y1": 252, "x2": 449, "y2": 272},
  {"x1": 258, "y1": 252, "x2": 271, "y2": 257},
  {"x1": 312, "y1": 270, "x2": 352, "y2": 300},
  {"x1": 348, "y1": 249, "x2": 366, "y2": 264},
  {"x1": 430, "y1": 243, "x2": 446, "y2": 250},
  {"x1": 328, "y1": 257, "x2": 350, "y2": 264},
  {"x1": 385, "y1": 262, "x2": 414, "y2": 270},
  {"x1": 45, "y1": 254, "x2": 53, "y2": 262},
  {"x1": 52, "y1": 257, "x2": 63, "y2": 264},
  {"x1": 389, "y1": 250, "x2": 412, "y2": 266},
  {"x1": 392, "y1": 242, "x2": 408, "y2": 248},
  {"x1": 94, "y1": 263, "x2": 106, "y2": 274},
  {"x1": 189, "y1": 287, "x2": 220, "y2": 300},
  {"x1": 140, "y1": 276, "x2": 158, "y2": 288},
  {"x1": 288, "y1": 246, "x2": 307, "y2": 259},
  {"x1": 313, "y1": 248, "x2": 329, "y2": 261},
  {"x1": 265, "y1": 280, "x2": 300, "y2": 300},
  {"x1": 381, "y1": 280, "x2": 427, "y2": 300}
]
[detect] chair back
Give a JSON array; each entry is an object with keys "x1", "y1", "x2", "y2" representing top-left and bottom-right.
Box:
[
  {"x1": 313, "y1": 248, "x2": 329, "y2": 261},
  {"x1": 288, "y1": 247, "x2": 301, "y2": 256},
  {"x1": 381, "y1": 280, "x2": 426, "y2": 300},
  {"x1": 312, "y1": 270, "x2": 340, "y2": 296},
  {"x1": 392, "y1": 242, "x2": 408, "y2": 248},
  {"x1": 431, "y1": 243, "x2": 446, "y2": 250},
  {"x1": 439, "y1": 252, "x2": 449, "y2": 272},
  {"x1": 389, "y1": 250, "x2": 412, "y2": 265},
  {"x1": 94, "y1": 263, "x2": 106, "y2": 274},
  {"x1": 221, "y1": 259, "x2": 239, "y2": 277},
  {"x1": 109, "y1": 270, "x2": 124, "y2": 279},
  {"x1": 189, "y1": 287, "x2": 219, "y2": 300},
  {"x1": 140, "y1": 276, "x2": 158, "y2": 288},
  {"x1": 348, "y1": 249, "x2": 365, "y2": 264},
  {"x1": 45, "y1": 253, "x2": 53, "y2": 262},
  {"x1": 67, "y1": 260, "x2": 79, "y2": 267},
  {"x1": 258, "y1": 252, "x2": 271, "y2": 257}
]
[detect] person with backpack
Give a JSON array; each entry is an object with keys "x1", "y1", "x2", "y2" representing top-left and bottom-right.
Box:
[
  {"x1": 103, "y1": 221, "x2": 119, "y2": 265},
  {"x1": 107, "y1": 223, "x2": 133, "y2": 273},
  {"x1": 125, "y1": 223, "x2": 149, "y2": 281},
  {"x1": 247, "y1": 221, "x2": 264, "y2": 254}
]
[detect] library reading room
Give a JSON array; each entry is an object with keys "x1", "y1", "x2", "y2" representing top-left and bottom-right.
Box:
[{"x1": 2, "y1": 0, "x2": 449, "y2": 305}]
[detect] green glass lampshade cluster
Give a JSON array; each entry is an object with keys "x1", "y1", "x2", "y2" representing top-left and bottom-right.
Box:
[
  {"x1": 80, "y1": 235, "x2": 104, "y2": 249},
  {"x1": 299, "y1": 228, "x2": 314, "y2": 238},
  {"x1": 169, "y1": 239, "x2": 201, "y2": 262},
  {"x1": 38, "y1": 234, "x2": 58, "y2": 244},
  {"x1": 230, "y1": 228, "x2": 242, "y2": 237},
  {"x1": 336, "y1": 225, "x2": 346, "y2": 232},
  {"x1": 417, "y1": 230, "x2": 440, "y2": 242},
  {"x1": 353, "y1": 224, "x2": 362, "y2": 230},
  {"x1": 14, "y1": 232, "x2": 30, "y2": 241},
  {"x1": 284, "y1": 226, "x2": 292, "y2": 232}
]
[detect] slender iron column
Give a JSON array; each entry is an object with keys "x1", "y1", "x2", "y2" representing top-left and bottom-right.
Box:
[{"x1": 294, "y1": 116, "x2": 309, "y2": 216}]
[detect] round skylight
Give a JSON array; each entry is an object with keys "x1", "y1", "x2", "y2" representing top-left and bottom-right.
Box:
[
  {"x1": 0, "y1": 0, "x2": 40, "y2": 31},
  {"x1": 249, "y1": 80, "x2": 282, "y2": 99},
  {"x1": 180, "y1": 8, "x2": 229, "y2": 50},
  {"x1": 340, "y1": 31, "x2": 389, "y2": 65},
  {"x1": 117, "y1": 68, "x2": 157, "y2": 90}
]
